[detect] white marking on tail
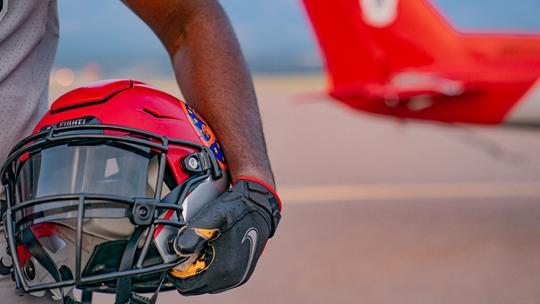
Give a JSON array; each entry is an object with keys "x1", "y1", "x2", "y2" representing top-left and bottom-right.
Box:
[{"x1": 360, "y1": 0, "x2": 399, "y2": 28}]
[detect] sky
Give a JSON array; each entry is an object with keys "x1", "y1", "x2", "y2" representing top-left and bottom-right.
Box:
[
  {"x1": 54, "y1": 0, "x2": 540, "y2": 76},
  {"x1": 55, "y1": 0, "x2": 319, "y2": 76}
]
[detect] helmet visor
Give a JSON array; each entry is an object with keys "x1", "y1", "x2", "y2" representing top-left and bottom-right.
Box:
[{"x1": 15, "y1": 141, "x2": 158, "y2": 203}]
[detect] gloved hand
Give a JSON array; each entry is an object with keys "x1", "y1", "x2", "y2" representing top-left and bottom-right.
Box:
[{"x1": 168, "y1": 177, "x2": 281, "y2": 295}]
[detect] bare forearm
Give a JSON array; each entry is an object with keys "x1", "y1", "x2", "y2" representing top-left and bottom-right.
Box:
[
  {"x1": 123, "y1": 0, "x2": 275, "y2": 188},
  {"x1": 171, "y1": 6, "x2": 274, "y2": 188}
]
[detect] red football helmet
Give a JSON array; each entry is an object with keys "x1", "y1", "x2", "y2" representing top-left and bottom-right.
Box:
[{"x1": 0, "y1": 80, "x2": 229, "y2": 301}]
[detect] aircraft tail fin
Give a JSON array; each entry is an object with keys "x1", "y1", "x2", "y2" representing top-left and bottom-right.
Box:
[{"x1": 302, "y1": 0, "x2": 462, "y2": 89}]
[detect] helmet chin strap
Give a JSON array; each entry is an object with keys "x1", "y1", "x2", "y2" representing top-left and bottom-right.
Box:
[
  {"x1": 113, "y1": 225, "x2": 168, "y2": 304},
  {"x1": 21, "y1": 229, "x2": 67, "y2": 300},
  {"x1": 114, "y1": 226, "x2": 145, "y2": 304},
  {"x1": 64, "y1": 226, "x2": 154, "y2": 304}
]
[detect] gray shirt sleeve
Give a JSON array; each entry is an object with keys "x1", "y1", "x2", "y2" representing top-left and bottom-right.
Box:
[{"x1": 0, "y1": 0, "x2": 58, "y2": 302}]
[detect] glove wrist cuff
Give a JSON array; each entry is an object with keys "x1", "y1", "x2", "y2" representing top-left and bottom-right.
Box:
[
  {"x1": 235, "y1": 176, "x2": 282, "y2": 238},
  {"x1": 235, "y1": 176, "x2": 282, "y2": 212}
]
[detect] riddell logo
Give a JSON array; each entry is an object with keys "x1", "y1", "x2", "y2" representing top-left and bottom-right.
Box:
[{"x1": 359, "y1": 0, "x2": 399, "y2": 28}]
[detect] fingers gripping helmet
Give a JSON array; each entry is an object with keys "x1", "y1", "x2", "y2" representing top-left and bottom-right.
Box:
[{"x1": 0, "y1": 80, "x2": 228, "y2": 301}]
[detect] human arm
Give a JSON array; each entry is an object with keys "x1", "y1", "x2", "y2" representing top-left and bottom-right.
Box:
[
  {"x1": 122, "y1": 0, "x2": 275, "y2": 188},
  {"x1": 122, "y1": 0, "x2": 282, "y2": 295}
]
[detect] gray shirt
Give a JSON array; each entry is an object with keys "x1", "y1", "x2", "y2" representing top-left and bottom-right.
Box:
[
  {"x1": 0, "y1": 0, "x2": 58, "y2": 302},
  {"x1": 0, "y1": 0, "x2": 58, "y2": 165}
]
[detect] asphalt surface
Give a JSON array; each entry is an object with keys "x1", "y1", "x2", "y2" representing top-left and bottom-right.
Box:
[{"x1": 52, "y1": 76, "x2": 540, "y2": 304}]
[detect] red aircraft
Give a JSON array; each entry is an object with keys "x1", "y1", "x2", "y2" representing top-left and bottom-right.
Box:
[{"x1": 302, "y1": 0, "x2": 540, "y2": 127}]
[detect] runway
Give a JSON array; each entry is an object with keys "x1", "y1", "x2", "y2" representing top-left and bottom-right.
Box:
[
  {"x1": 177, "y1": 197, "x2": 540, "y2": 304},
  {"x1": 52, "y1": 75, "x2": 540, "y2": 303}
]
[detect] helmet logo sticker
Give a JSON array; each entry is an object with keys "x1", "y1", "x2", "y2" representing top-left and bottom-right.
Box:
[{"x1": 181, "y1": 103, "x2": 226, "y2": 169}]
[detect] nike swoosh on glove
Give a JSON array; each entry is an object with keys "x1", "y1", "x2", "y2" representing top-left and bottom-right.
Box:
[{"x1": 168, "y1": 177, "x2": 281, "y2": 295}]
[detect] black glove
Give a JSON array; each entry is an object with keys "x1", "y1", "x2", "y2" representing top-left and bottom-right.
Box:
[{"x1": 168, "y1": 177, "x2": 281, "y2": 295}]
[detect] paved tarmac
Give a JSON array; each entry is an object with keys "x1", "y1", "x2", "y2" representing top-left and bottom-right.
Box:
[{"x1": 52, "y1": 76, "x2": 540, "y2": 304}]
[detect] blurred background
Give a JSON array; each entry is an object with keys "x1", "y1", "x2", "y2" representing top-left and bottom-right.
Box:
[{"x1": 50, "y1": 1, "x2": 540, "y2": 303}]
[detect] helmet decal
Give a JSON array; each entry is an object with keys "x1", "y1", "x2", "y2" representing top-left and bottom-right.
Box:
[
  {"x1": 181, "y1": 102, "x2": 227, "y2": 169},
  {"x1": 209, "y1": 141, "x2": 226, "y2": 166}
]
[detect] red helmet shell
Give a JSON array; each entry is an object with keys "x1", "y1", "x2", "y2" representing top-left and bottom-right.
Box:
[{"x1": 37, "y1": 79, "x2": 225, "y2": 185}]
